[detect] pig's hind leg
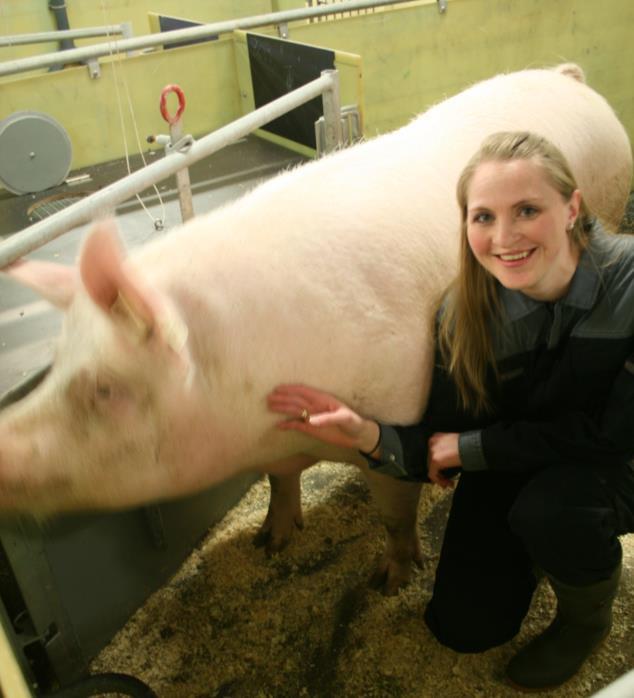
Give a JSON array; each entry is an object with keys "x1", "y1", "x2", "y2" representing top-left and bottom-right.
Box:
[
  {"x1": 253, "y1": 455, "x2": 315, "y2": 555},
  {"x1": 361, "y1": 464, "x2": 424, "y2": 596},
  {"x1": 253, "y1": 456, "x2": 424, "y2": 597}
]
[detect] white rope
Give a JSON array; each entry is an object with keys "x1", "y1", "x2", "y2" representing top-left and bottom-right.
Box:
[{"x1": 99, "y1": 0, "x2": 167, "y2": 230}]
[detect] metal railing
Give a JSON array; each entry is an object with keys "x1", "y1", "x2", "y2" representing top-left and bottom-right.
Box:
[
  {"x1": 0, "y1": 70, "x2": 343, "y2": 268},
  {"x1": 0, "y1": 0, "x2": 416, "y2": 78},
  {"x1": 0, "y1": 24, "x2": 132, "y2": 48}
]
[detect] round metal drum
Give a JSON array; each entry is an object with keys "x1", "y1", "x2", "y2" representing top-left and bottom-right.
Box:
[{"x1": 0, "y1": 111, "x2": 73, "y2": 194}]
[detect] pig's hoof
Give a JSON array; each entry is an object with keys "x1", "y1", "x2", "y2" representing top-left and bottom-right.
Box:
[
  {"x1": 369, "y1": 551, "x2": 424, "y2": 596},
  {"x1": 369, "y1": 566, "x2": 406, "y2": 596},
  {"x1": 265, "y1": 537, "x2": 289, "y2": 557},
  {"x1": 252, "y1": 527, "x2": 272, "y2": 549},
  {"x1": 252, "y1": 517, "x2": 303, "y2": 555},
  {"x1": 252, "y1": 530, "x2": 290, "y2": 557}
]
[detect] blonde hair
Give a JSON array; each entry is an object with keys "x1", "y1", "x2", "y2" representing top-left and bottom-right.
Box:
[{"x1": 438, "y1": 131, "x2": 593, "y2": 414}]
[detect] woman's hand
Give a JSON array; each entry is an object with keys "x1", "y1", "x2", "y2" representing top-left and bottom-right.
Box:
[
  {"x1": 427, "y1": 432, "x2": 462, "y2": 488},
  {"x1": 267, "y1": 384, "x2": 380, "y2": 453}
]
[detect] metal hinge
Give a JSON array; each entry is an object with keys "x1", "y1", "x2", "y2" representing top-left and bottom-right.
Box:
[
  {"x1": 86, "y1": 57, "x2": 101, "y2": 79},
  {"x1": 315, "y1": 105, "x2": 361, "y2": 156}
]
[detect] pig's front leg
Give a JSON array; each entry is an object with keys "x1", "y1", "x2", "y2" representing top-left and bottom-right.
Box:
[
  {"x1": 253, "y1": 455, "x2": 315, "y2": 555},
  {"x1": 360, "y1": 463, "x2": 424, "y2": 596}
]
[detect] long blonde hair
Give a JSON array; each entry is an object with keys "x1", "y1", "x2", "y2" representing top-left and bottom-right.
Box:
[{"x1": 438, "y1": 131, "x2": 593, "y2": 414}]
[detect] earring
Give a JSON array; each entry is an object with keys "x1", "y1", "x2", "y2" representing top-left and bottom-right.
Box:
[{"x1": 567, "y1": 221, "x2": 575, "y2": 231}]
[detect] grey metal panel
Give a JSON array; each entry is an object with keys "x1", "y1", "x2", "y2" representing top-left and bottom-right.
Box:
[{"x1": 1, "y1": 473, "x2": 257, "y2": 684}]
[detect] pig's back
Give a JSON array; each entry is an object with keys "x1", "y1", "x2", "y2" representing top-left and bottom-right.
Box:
[
  {"x1": 161, "y1": 65, "x2": 630, "y2": 267},
  {"x1": 133, "y1": 66, "x2": 632, "y2": 425}
]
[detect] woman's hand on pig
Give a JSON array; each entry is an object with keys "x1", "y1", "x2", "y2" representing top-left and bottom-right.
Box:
[
  {"x1": 427, "y1": 432, "x2": 462, "y2": 489},
  {"x1": 267, "y1": 384, "x2": 380, "y2": 453}
]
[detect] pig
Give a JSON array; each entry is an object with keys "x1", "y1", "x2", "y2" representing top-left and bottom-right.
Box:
[{"x1": 0, "y1": 63, "x2": 631, "y2": 594}]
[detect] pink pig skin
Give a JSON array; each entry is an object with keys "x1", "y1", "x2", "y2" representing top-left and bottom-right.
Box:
[{"x1": 0, "y1": 64, "x2": 631, "y2": 594}]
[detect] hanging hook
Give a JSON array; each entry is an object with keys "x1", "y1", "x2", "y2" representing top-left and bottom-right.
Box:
[
  {"x1": 158, "y1": 84, "x2": 194, "y2": 222},
  {"x1": 160, "y1": 84, "x2": 186, "y2": 125}
]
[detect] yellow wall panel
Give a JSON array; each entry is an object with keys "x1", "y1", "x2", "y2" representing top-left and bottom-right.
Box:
[
  {"x1": 288, "y1": 0, "x2": 634, "y2": 143},
  {"x1": 1, "y1": 1, "x2": 631, "y2": 175}
]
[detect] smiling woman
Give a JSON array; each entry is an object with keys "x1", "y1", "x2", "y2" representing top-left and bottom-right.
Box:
[{"x1": 268, "y1": 131, "x2": 634, "y2": 691}]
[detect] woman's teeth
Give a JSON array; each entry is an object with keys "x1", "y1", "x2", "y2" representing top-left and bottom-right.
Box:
[{"x1": 499, "y1": 250, "x2": 531, "y2": 261}]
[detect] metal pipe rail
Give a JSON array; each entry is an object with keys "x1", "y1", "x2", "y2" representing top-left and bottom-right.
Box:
[
  {"x1": 0, "y1": 0, "x2": 411, "y2": 78},
  {"x1": 0, "y1": 25, "x2": 130, "y2": 48},
  {"x1": 0, "y1": 70, "x2": 341, "y2": 269}
]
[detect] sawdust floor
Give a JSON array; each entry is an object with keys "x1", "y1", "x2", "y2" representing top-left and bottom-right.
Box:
[{"x1": 92, "y1": 462, "x2": 634, "y2": 698}]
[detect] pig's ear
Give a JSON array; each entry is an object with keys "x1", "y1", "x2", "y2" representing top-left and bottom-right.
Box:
[
  {"x1": 80, "y1": 220, "x2": 189, "y2": 359},
  {"x1": 3, "y1": 259, "x2": 77, "y2": 309},
  {"x1": 79, "y1": 219, "x2": 158, "y2": 337}
]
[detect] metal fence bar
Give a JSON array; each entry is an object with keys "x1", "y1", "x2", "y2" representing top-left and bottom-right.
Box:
[
  {"x1": 0, "y1": 70, "x2": 339, "y2": 268},
  {"x1": 0, "y1": 0, "x2": 407, "y2": 78},
  {"x1": 0, "y1": 25, "x2": 127, "y2": 48},
  {"x1": 321, "y1": 69, "x2": 343, "y2": 153}
]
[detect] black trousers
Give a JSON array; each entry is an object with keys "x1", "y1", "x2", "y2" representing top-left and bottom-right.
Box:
[{"x1": 423, "y1": 463, "x2": 634, "y2": 653}]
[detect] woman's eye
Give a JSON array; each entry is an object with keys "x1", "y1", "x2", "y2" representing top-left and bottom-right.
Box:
[
  {"x1": 519, "y1": 205, "x2": 538, "y2": 217},
  {"x1": 472, "y1": 212, "x2": 492, "y2": 224}
]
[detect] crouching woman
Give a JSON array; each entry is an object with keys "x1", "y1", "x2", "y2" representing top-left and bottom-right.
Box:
[{"x1": 268, "y1": 131, "x2": 634, "y2": 690}]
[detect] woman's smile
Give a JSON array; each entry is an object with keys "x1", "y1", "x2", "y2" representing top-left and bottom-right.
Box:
[{"x1": 495, "y1": 248, "x2": 536, "y2": 265}]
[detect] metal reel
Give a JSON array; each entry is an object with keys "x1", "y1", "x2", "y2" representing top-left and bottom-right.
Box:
[{"x1": 0, "y1": 111, "x2": 72, "y2": 195}]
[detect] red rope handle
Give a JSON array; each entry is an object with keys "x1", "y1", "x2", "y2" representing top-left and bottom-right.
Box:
[{"x1": 160, "y1": 84, "x2": 186, "y2": 125}]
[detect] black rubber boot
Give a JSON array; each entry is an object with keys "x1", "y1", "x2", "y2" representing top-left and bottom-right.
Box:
[{"x1": 506, "y1": 563, "x2": 621, "y2": 691}]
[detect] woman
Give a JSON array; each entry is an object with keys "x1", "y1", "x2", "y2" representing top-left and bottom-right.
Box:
[{"x1": 267, "y1": 131, "x2": 634, "y2": 690}]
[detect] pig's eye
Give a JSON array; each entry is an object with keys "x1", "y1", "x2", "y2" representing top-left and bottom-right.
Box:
[{"x1": 95, "y1": 384, "x2": 112, "y2": 400}]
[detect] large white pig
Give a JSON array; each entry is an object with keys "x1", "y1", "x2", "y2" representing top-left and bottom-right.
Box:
[{"x1": 0, "y1": 64, "x2": 631, "y2": 593}]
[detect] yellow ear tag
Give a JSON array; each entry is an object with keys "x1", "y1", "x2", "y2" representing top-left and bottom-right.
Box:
[
  {"x1": 159, "y1": 311, "x2": 189, "y2": 354},
  {"x1": 113, "y1": 293, "x2": 188, "y2": 353},
  {"x1": 112, "y1": 292, "x2": 152, "y2": 342}
]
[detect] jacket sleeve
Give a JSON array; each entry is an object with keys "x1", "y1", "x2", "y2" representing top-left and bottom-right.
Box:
[
  {"x1": 461, "y1": 351, "x2": 634, "y2": 472},
  {"x1": 362, "y1": 346, "x2": 481, "y2": 481},
  {"x1": 362, "y1": 421, "x2": 434, "y2": 481}
]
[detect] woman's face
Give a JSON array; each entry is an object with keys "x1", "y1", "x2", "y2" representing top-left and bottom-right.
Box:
[{"x1": 465, "y1": 158, "x2": 581, "y2": 301}]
